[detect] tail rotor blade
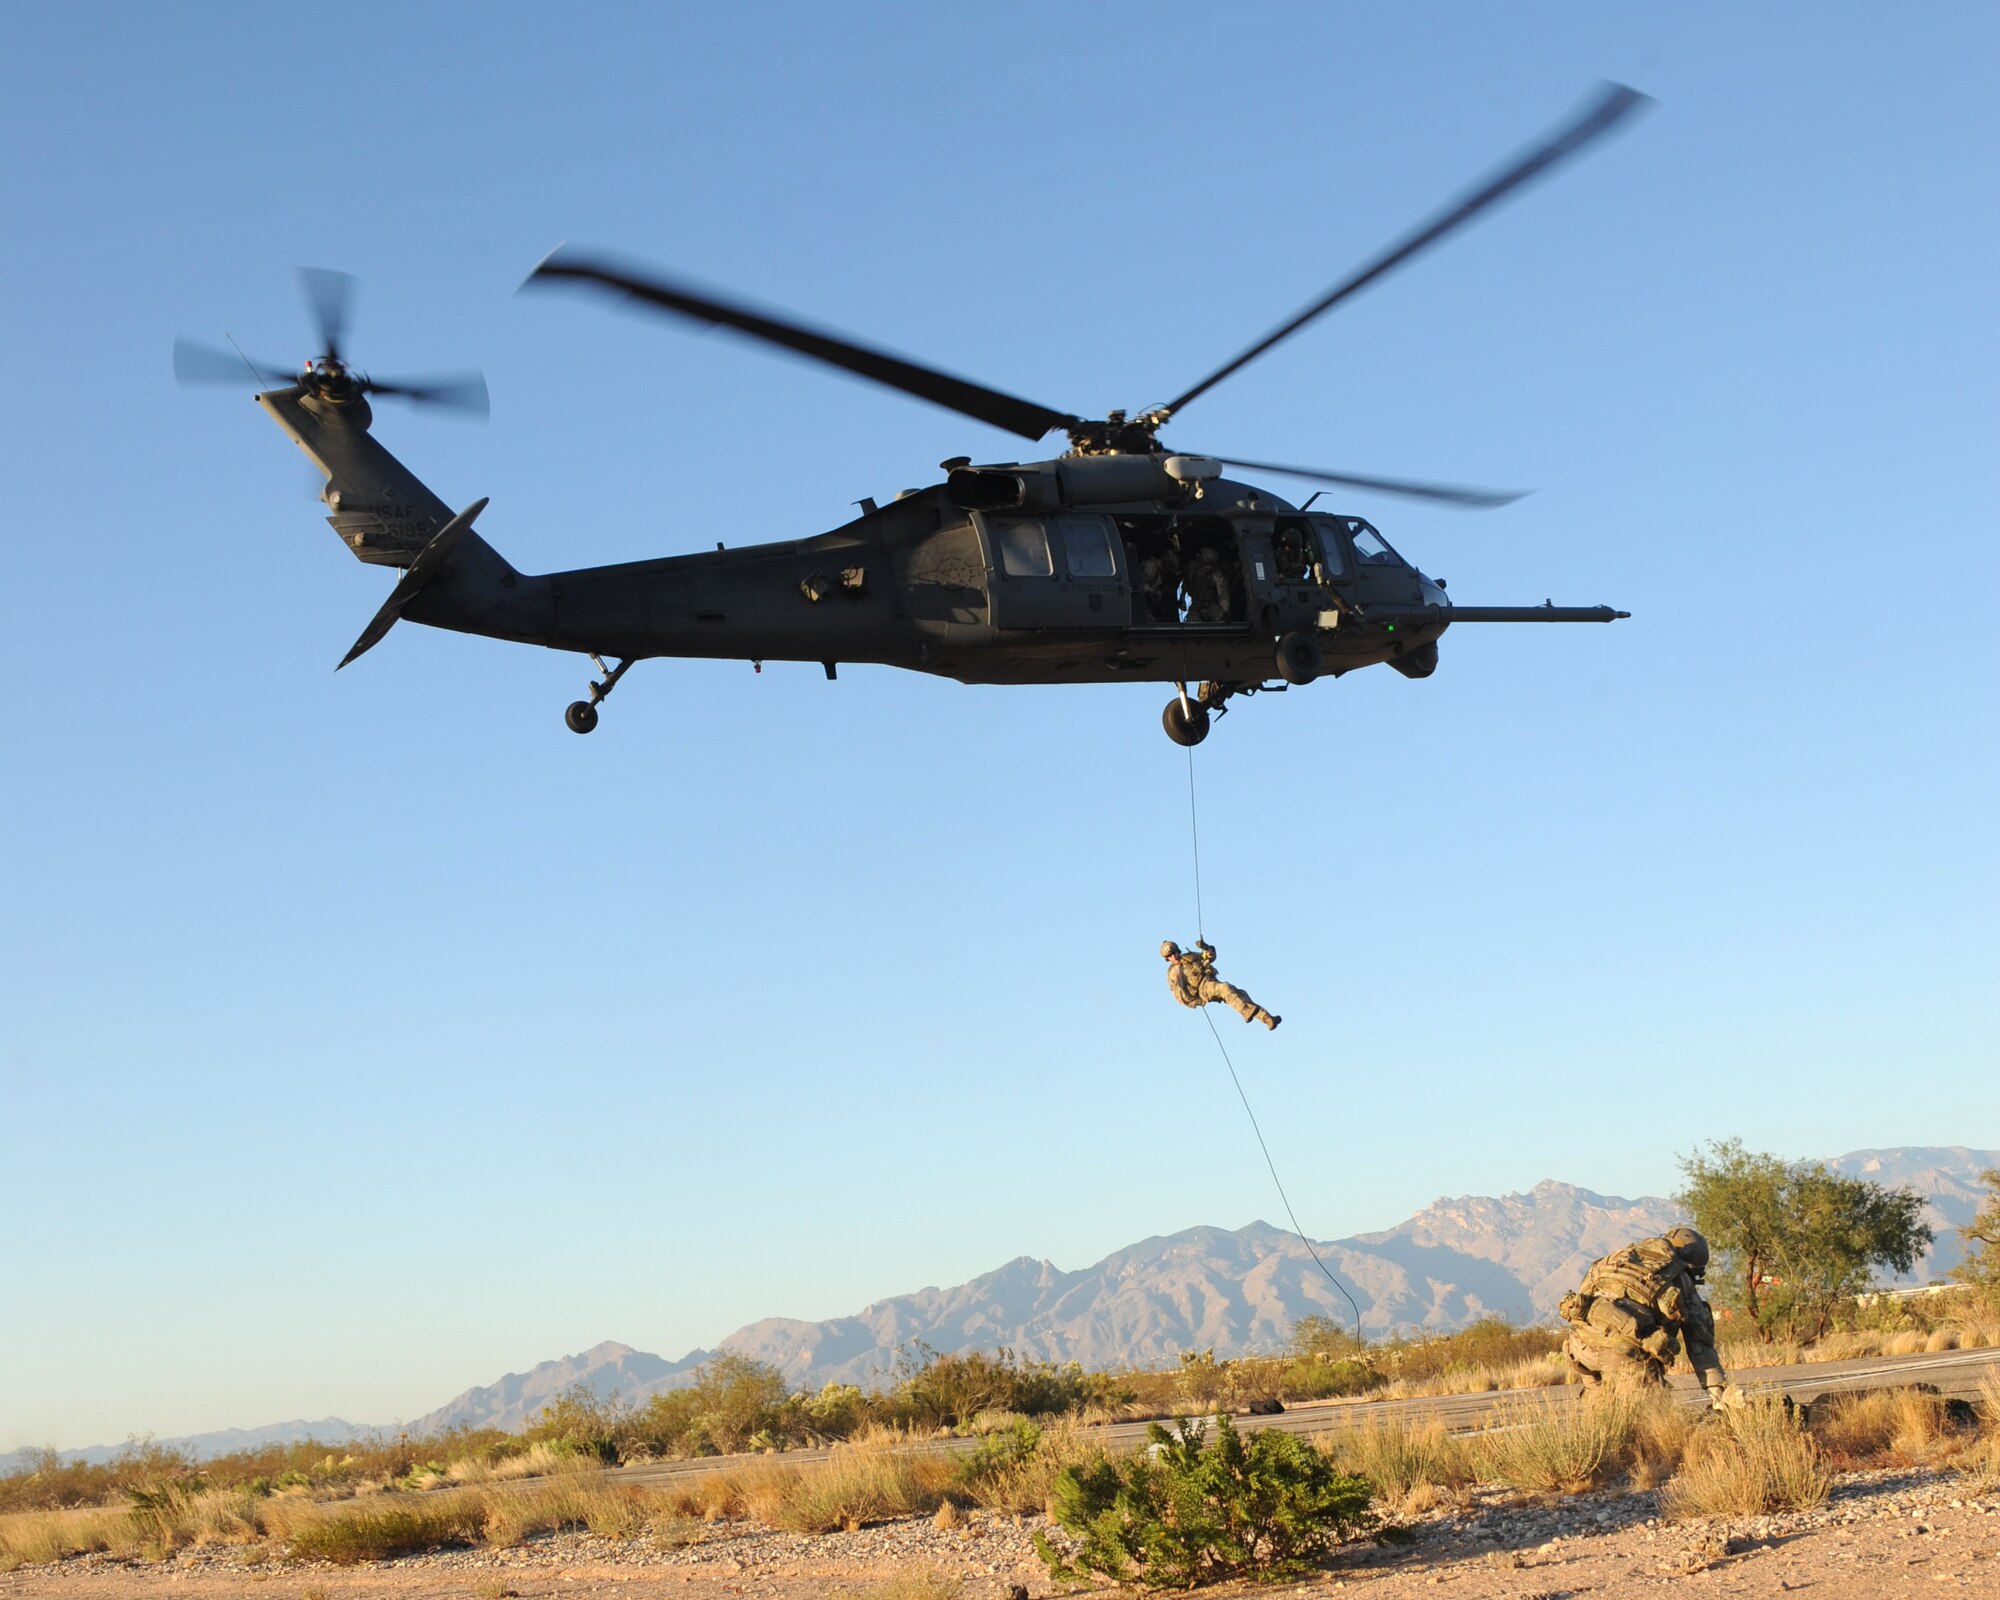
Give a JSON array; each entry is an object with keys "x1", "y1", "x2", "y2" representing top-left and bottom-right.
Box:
[
  {"x1": 368, "y1": 372, "x2": 491, "y2": 417},
  {"x1": 298, "y1": 266, "x2": 356, "y2": 361},
  {"x1": 172, "y1": 336, "x2": 295, "y2": 389}
]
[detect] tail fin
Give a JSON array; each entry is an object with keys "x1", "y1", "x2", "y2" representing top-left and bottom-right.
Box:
[
  {"x1": 257, "y1": 387, "x2": 550, "y2": 660},
  {"x1": 256, "y1": 387, "x2": 518, "y2": 585},
  {"x1": 338, "y1": 498, "x2": 488, "y2": 667}
]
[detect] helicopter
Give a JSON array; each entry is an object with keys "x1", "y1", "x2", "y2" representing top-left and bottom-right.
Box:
[{"x1": 174, "y1": 84, "x2": 1642, "y2": 744}]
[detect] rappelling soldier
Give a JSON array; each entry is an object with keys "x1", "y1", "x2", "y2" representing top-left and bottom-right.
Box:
[
  {"x1": 1560, "y1": 1226, "x2": 1733, "y2": 1401},
  {"x1": 1162, "y1": 939, "x2": 1279, "y2": 1029}
]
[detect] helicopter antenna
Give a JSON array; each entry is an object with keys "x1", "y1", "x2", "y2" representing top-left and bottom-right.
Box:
[{"x1": 224, "y1": 332, "x2": 272, "y2": 388}]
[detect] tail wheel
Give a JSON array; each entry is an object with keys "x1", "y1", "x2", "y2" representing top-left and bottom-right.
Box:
[
  {"x1": 565, "y1": 701, "x2": 600, "y2": 735},
  {"x1": 1163, "y1": 697, "x2": 1211, "y2": 746},
  {"x1": 1275, "y1": 630, "x2": 1323, "y2": 686}
]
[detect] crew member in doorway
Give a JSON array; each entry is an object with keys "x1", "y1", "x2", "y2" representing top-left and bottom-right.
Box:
[
  {"x1": 1183, "y1": 546, "x2": 1232, "y2": 622},
  {"x1": 1162, "y1": 939, "x2": 1279, "y2": 1029}
]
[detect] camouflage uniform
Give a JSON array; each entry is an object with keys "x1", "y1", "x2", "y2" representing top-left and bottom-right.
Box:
[
  {"x1": 1139, "y1": 548, "x2": 1182, "y2": 623},
  {"x1": 1162, "y1": 939, "x2": 1279, "y2": 1029},
  {"x1": 1183, "y1": 548, "x2": 1232, "y2": 623},
  {"x1": 1560, "y1": 1228, "x2": 1728, "y2": 1396}
]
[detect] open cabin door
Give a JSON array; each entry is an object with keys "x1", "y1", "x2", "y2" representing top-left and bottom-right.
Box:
[{"x1": 976, "y1": 512, "x2": 1127, "y2": 630}]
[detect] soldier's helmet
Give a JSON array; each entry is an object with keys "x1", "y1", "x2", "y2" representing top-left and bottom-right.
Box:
[
  {"x1": 1160, "y1": 940, "x2": 1181, "y2": 958},
  {"x1": 1664, "y1": 1226, "x2": 1710, "y2": 1276}
]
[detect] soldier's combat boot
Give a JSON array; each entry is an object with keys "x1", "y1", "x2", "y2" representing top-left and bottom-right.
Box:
[{"x1": 1252, "y1": 1008, "x2": 1280, "y2": 1030}]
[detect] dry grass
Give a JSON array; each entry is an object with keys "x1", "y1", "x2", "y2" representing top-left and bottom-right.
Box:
[
  {"x1": 1662, "y1": 1399, "x2": 1831, "y2": 1519},
  {"x1": 1471, "y1": 1390, "x2": 1644, "y2": 1494},
  {"x1": 1316, "y1": 1416, "x2": 1472, "y2": 1511},
  {"x1": 484, "y1": 1442, "x2": 598, "y2": 1483},
  {"x1": 1808, "y1": 1387, "x2": 1956, "y2": 1468},
  {"x1": 956, "y1": 1420, "x2": 1096, "y2": 1516},
  {"x1": 0, "y1": 1506, "x2": 136, "y2": 1567},
  {"x1": 283, "y1": 1499, "x2": 487, "y2": 1565},
  {"x1": 658, "y1": 1432, "x2": 960, "y2": 1534},
  {"x1": 0, "y1": 1474, "x2": 696, "y2": 1570}
]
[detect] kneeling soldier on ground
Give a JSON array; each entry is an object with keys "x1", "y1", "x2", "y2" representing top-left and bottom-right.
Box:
[
  {"x1": 1162, "y1": 939, "x2": 1280, "y2": 1030},
  {"x1": 1560, "y1": 1226, "x2": 1734, "y2": 1402}
]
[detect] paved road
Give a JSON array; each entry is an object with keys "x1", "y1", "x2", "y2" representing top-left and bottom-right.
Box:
[{"x1": 605, "y1": 1343, "x2": 2000, "y2": 1487}]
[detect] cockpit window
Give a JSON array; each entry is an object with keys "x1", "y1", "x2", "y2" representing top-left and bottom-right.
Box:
[
  {"x1": 1057, "y1": 516, "x2": 1116, "y2": 578},
  {"x1": 994, "y1": 518, "x2": 1053, "y2": 577},
  {"x1": 1346, "y1": 519, "x2": 1403, "y2": 567}
]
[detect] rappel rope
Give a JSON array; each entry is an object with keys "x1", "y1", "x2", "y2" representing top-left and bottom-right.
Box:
[{"x1": 1183, "y1": 740, "x2": 1363, "y2": 1336}]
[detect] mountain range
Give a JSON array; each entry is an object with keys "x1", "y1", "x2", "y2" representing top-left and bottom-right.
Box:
[{"x1": 12, "y1": 1145, "x2": 1989, "y2": 1469}]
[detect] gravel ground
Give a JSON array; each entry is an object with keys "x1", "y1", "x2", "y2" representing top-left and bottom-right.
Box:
[{"x1": 4, "y1": 1466, "x2": 1995, "y2": 1599}]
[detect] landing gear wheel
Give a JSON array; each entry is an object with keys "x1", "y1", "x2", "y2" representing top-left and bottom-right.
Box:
[
  {"x1": 1163, "y1": 697, "x2": 1211, "y2": 747},
  {"x1": 565, "y1": 701, "x2": 600, "y2": 735},
  {"x1": 1275, "y1": 630, "x2": 1323, "y2": 686}
]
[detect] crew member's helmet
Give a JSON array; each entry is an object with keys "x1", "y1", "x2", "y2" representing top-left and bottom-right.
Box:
[
  {"x1": 1160, "y1": 941, "x2": 1181, "y2": 958},
  {"x1": 1664, "y1": 1226, "x2": 1710, "y2": 1276}
]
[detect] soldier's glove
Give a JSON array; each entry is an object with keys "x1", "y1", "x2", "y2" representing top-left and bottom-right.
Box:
[{"x1": 1639, "y1": 1326, "x2": 1675, "y2": 1361}]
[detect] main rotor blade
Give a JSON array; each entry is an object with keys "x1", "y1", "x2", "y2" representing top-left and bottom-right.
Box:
[
  {"x1": 299, "y1": 266, "x2": 355, "y2": 362},
  {"x1": 1211, "y1": 455, "x2": 1525, "y2": 509},
  {"x1": 525, "y1": 249, "x2": 1080, "y2": 442},
  {"x1": 172, "y1": 336, "x2": 295, "y2": 389},
  {"x1": 368, "y1": 372, "x2": 491, "y2": 416},
  {"x1": 1160, "y1": 83, "x2": 1651, "y2": 420}
]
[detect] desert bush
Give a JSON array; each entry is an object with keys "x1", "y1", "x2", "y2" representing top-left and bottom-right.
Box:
[
  {"x1": 1316, "y1": 1416, "x2": 1471, "y2": 1507},
  {"x1": 1662, "y1": 1399, "x2": 1831, "y2": 1519},
  {"x1": 887, "y1": 1345, "x2": 1097, "y2": 1431},
  {"x1": 1472, "y1": 1390, "x2": 1639, "y2": 1493},
  {"x1": 1290, "y1": 1314, "x2": 1367, "y2": 1360},
  {"x1": 283, "y1": 1497, "x2": 486, "y2": 1564},
  {"x1": 1378, "y1": 1319, "x2": 1565, "y2": 1386},
  {"x1": 1624, "y1": 1389, "x2": 1700, "y2": 1488},
  {"x1": 1808, "y1": 1386, "x2": 1957, "y2": 1467},
  {"x1": 949, "y1": 1419, "x2": 1097, "y2": 1515},
  {"x1": 622, "y1": 1355, "x2": 798, "y2": 1457},
  {"x1": 1037, "y1": 1416, "x2": 1371, "y2": 1588},
  {"x1": 0, "y1": 1505, "x2": 138, "y2": 1567},
  {"x1": 655, "y1": 1430, "x2": 956, "y2": 1533},
  {"x1": 525, "y1": 1383, "x2": 626, "y2": 1462}
]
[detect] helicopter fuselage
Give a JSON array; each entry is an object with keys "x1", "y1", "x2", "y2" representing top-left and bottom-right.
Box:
[{"x1": 259, "y1": 384, "x2": 1623, "y2": 737}]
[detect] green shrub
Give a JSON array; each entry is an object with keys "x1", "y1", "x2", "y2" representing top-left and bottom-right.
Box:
[
  {"x1": 1290, "y1": 1315, "x2": 1366, "y2": 1360},
  {"x1": 955, "y1": 1420, "x2": 1043, "y2": 1490},
  {"x1": 1036, "y1": 1416, "x2": 1371, "y2": 1587},
  {"x1": 889, "y1": 1346, "x2": 1097, "y2": 1431},
  {"x1": 1278, "y1": 1357, "x2": 1386, "y2": 1401},
  {"x1": 526, "y1": 1383, "x2": 625, "y2": 1462}
]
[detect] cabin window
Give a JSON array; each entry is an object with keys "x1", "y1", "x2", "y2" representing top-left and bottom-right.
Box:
[
  {"x1": 994, "y1": 519, "x2": 1053, "y2": 577},
  {"x1": 1058, "y1": 516, "x2": 1116, "y2": 578}
]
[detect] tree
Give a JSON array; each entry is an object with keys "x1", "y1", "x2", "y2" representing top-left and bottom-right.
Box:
[
  {"x1": 1289, "y1": 1314, "x2": 1364, "y2": 1360},
  {"x1": 1950, "y1": 1168, "x2": 2000, "y2": 1299},
  {"x1": 1677, "y1": 1139, "x2": 1932, "y2": 1343}
]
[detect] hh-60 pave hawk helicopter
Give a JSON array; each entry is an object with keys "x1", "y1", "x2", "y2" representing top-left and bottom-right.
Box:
[{"x1": 175, "y1": 85, "x2": 1643, "y2": 744}]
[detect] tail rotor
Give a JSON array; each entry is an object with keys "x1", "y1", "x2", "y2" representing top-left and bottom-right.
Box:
[{"x1": 172, "y1": 268, "x2": 488, "y2": 417}]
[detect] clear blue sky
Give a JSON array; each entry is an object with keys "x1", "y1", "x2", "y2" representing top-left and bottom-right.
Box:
[{"x1": 3, "y1": 1, "x2": 1994, "y2": 1452}]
